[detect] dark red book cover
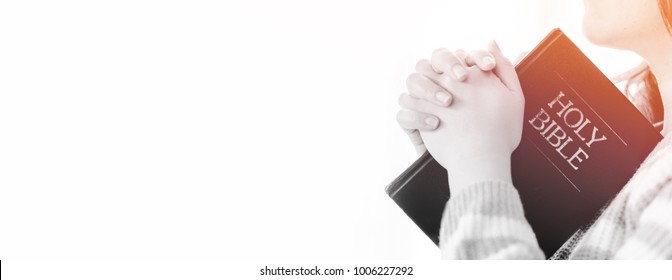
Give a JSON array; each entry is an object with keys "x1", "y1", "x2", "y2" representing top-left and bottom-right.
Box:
[{"x1": 385, "y1": 29, "x2": 663, "y2": 257}]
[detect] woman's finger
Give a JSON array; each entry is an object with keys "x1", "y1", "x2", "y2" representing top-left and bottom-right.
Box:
[
  {"x1": 406, "y1": 72, "x2": 453, "y2": 106},
  {"x1": 397, "y1": 108, "x2": 439, "y2": 156},
  {"x1": 465, "y1": 49, "x2": 496, "y2": 71},
  {"x1": 407, "y1": 129, "x2": 428, "y2": 156},
  {"x1": 398, "y1": 92, "x2": 441, "y2": 116},
  {"x1": 416, "y1": 59, "x2": 440, "y2": 79},
  {"x1": 431, "y1": 48, "x2": 468, "y2": 81},
  {"x1": 454, "y1": 49, "x2": 467, "y2": 62},
  {"x1": 396, "y1": 108, "x2": 440, "y2": 131},
  {"x1": 415, "y1": 59, "x2": 459, "y2": 98},
  {"x1": 488, "y1": 40, "x2": 523, "y2": 93}
]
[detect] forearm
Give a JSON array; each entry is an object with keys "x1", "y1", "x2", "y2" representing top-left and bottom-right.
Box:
[
  {"x1": 446, "y1": 153, "x2": 513, "y2": 194},
  {"x1": 439, "y1": 180, "x2": 545, "y2": 259}
]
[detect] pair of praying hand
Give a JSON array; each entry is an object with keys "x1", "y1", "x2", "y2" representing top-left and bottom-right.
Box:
[{"x1": 397, "y1": 42, "x2": 526, "y2": 190}]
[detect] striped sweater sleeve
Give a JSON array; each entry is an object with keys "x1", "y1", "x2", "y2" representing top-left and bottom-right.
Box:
[
  {"x1": 614, "y1": 180, "x2": 672, "y2": 259},
  {"x1": 439, "y1": 180, "x2": 545, "y2": 259}
]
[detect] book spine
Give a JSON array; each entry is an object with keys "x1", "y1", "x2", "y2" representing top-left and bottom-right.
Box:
[
  {"x1": 385, "y1": 152, "x2": 435, "y2": 197},
  {"x1": 516, "y1": 29, "x2": 563, "y2": 74}
]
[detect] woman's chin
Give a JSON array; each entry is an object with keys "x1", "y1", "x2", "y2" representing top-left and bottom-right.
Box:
[{"x1": 582, "y1": 23, "x2": 615, "y2": 47}]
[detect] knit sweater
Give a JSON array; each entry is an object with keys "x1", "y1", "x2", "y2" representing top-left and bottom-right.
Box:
[{"x1": 439, "y1": 132, "x2": 672, "y2": 259}]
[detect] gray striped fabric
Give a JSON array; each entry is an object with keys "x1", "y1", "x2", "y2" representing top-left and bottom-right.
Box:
[{"x1": 439, "y1": 135, "x2": 672, "y2": 260}]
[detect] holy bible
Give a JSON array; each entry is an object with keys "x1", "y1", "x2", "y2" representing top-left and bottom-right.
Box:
[{"x1": 385, "y1": 29, "x2": 663, "y2": 257}]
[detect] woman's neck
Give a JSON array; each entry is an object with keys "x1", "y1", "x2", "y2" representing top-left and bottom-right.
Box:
[
  {"x1": 649, "y1": 63, "x2": 672, "y2": 136},
  {"x1": 657, "y1": 75, "x2": 672, "y2": 136},
  {"x1": 637, "y1": 35, "x2": 672, "y2": 136}
]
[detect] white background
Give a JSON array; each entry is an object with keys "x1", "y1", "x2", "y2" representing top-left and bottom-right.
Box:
[{"x1": 0, "y1": 0, "x2": 641, "y2": 259}]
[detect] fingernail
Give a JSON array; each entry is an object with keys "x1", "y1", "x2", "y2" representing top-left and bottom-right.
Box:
[
  {"x1": 483, "y1": 56, "x2": 495, "y2": 68},
  {"x1": 425, "y1": 117, "x2": 439, "y2": 128},
  {"x1": 452, "y1": 65, "x2": 466, "y2": 80},
  {"x1": 435, "y1": 92, "x2": 451, "y2": 105},
  {"x1": 431, "y1": 64, "x2": 443, "y2": 74}
]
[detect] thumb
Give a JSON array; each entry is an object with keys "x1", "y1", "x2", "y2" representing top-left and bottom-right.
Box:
[{"x1": 488, "y1": 40, "x2": 522, "y2": 93}]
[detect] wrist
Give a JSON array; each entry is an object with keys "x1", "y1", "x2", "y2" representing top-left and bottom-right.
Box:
[{"x1": 446, "y1": 153, "x2": 513, "y2": 193}]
